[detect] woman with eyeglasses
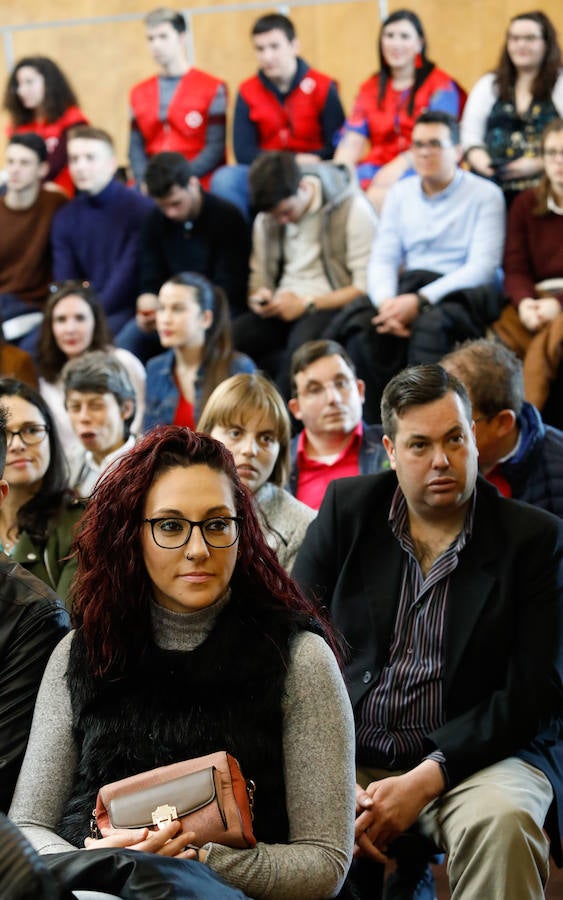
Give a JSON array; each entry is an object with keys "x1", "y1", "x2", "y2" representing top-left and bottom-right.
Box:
[
  {"x1": 334, "y1": 8, "x2": 464, "y2": 211},
  {"x1": 198, "y1": 373, "x2": 315, "y2": 573},
  {"x1": 3, "y1": 56, "x2": 88, "y2": 196},
  {"x1": 143, "y1": 273, "x2": 255, "y2": 433},
  {"x1": 0, "y1": 378, "x2": 83, "y2": 605},
  {"x1": 492, "y1": 118, "x2": 563, "y2": 426},
  {"x1": 461, "y1": 11, "x2": 563, "y2": 205},
  {"x1": 38, "y1": 281, "x2": 146, "y2": 461},
  {"x1": 9, "y1": 426, "x2": 355, "y2": 899}
]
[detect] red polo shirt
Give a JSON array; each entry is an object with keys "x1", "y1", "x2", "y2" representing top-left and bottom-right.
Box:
[{"x1": 296, "y1": 423, "x2": 363, "y2": 510}]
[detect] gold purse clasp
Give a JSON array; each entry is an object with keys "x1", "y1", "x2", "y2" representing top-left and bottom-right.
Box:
[{"x1": 151, "y1": 804, "x2": 178, "y2": 829}]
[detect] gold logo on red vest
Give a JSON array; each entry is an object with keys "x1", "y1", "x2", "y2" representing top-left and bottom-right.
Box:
[
  {"x1": 300, "y1": 77, "x2": 316, "y2": 95},
  {"x1": 185, "y1": 111, "x2": 203, "y2": 129}
]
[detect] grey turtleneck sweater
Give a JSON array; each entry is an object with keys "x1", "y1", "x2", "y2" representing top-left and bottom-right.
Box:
[{"x1": 9, "y1": 596, "x2": 355, "y2": 899}]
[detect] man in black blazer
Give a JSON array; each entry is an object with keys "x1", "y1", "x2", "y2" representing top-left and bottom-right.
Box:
[{"x1": 293, "y1": 364, "x2": 563, "y2": 900}]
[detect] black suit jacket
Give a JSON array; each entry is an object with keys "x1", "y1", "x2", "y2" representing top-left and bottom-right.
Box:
[{"x1": 293, "y1": 471, "x2": 563, "y2": 861}]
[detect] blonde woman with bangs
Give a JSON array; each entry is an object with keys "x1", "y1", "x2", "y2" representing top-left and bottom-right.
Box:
[{"x1": 198, "y1": 373, "x2": 315, "y2": 572}]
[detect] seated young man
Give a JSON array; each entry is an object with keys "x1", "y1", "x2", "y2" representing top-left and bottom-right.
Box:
[
  {"x1": 287, "y1": 340, "x2": 386, "y2": 510},
  {"x1": 0, "y1": 133, "x2": 67, "y2": 355},
  {"x1": 232, "y1": 151, "x2": 376, "y2": 392},
  {"x1": 210, "y1": 13, "x2": 344, "y2": 218},
  {"x1": 129, "y1": 7, "x2": 226, "y2": 190},
  {"x1": 62, "y1": 351, "x2": 136, "y2": 497}
]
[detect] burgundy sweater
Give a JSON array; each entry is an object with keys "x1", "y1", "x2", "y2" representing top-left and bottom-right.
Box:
[{"x1": 503, "y1": 188, "x2": 563, "y2": 308}]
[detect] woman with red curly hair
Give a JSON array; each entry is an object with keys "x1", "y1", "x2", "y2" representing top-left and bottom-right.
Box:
[{"x1": 10, "y1": 426, "x2": 355, "y2": 899}]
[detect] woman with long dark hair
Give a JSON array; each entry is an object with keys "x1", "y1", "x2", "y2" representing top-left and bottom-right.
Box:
[
  {"x1": 0, "y1": 378, "x2": 82, "y2": 604},
  {"x1": 462, "y1": 11, "x2": 563, "y2": 204},
  {"x1": 335, "y1": 8, "x2": 464, "y2": 210},
  {"x1": 9, "y1": 426, "x2": 355, "y2": 898},
  {"x1": 143, "y1": 273, "x2": 256, "y2": 432},
  {"x1": 4, "y1": 56, "x2": 88, "y2": 195},
  {"x1": 38, "y1": 281, "x2": 146, "y2": 458}
]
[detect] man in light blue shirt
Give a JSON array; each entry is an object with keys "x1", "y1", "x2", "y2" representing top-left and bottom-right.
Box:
[{"x1": 359, "y1": 111, "x2": 506, "y2": 421}]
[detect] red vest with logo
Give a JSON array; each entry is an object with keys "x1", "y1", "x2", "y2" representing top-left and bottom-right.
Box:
[
  {"x1": 239, "y1": 68, "x2": 333, "y2": 153},
  {"x1": 10, "y1": 105, "x2": 88, "y2": 196},
  {"x1": 130, "y1": 69, "x2": 226, "y2": 187}
]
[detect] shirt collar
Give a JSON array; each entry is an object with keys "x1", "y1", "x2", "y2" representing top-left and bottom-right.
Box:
[
  {"x1": 389, "y1": 484, "x2": 475, "y2": 551},
  {"x1": 297, "y1": 420, "x2": 363, "y2": 464},
  {"x1": 83, "y1": 434, "x2": 136, "y2": 471},
  {"x1": 418, "y1": 167, "x2": 463, "y2": 202}
]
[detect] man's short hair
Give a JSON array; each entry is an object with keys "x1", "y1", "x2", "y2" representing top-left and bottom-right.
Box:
[
  {"x1": 0, "y1": 404, "x2": 7, "y2": 476},
  {"x1": 414, "y1": 110, "x2": 460, "y2": 145},
  {"x1": 249, "y1": 151, "x2": 301, "y2": 212},
  {"x1": 441, "y1": 339, "x2": 525, "y2": 418},
  {"x1": 290, "y1": 340, "x2": 357, "y2": 396},
  {"x1": 145, "y1": 152, "x2": 193, "y2": 198},
  {"x1": 251, "y1": 13, "x2": 296, "y2": 41},
  {"x1": 144, "y1": 7, "x2": 186, "y2": 32},
  {"x1": 381, "y1": 364, "x2": 472, "y2": 441},
  {"x1": 67, "y1": 125, "x2": 115, "y2": 151},
  {"x1": 8, "y1": 132, "x2": 48, "y2": 163},
  {"x1": 62, "y1": 351, "x2": 136, "y2": 438}
]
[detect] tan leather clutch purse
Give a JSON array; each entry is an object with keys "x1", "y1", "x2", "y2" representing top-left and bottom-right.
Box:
[{"x1": 92, "y1": 751, "x2": 256, "y2": 849}]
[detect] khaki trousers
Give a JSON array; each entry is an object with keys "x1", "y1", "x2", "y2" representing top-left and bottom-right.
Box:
[{"x1": 357, "y1": 757, "x2": 553, "y2": 900}]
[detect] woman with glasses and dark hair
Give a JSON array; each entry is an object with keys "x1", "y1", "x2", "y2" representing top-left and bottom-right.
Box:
[
  {"x1": 3, "y1": 56, "x2": 88, "y2": 195},
  {"x1": 38, "y1": 281, "x2": 146, "y2": 459},
  {"x1": 334, "y1": 8, "x2": 464, "y2": 211},
  {"x1": 492, "y1": 118, "x2": 563, "y2": 426},
  {"x1": 198, "y1": 373, "x2": 315, "y2": 573},
  {"x1": 0, "y1": 378, "x2": 83, "y2": 605},
  {"x1": 143, "y1": 272, "x2": 255, "y2": 433},
  {"x1": 462, "y1": 11, "x2": 563, "y2": 205},
  {"x1": 9, "y1": 425, "x2": 355, "y2": 899}
]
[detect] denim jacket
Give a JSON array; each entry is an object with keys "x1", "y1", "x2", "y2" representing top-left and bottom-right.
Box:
[{"x1": 143, "y1": 349, "x2": 256, "y2": 433}]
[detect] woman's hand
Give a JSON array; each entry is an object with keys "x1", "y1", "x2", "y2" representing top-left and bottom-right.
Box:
[
  {"x1": 519, "y1": 298, "x2": 546, "y2": 332},
  {"x1": 466, "y1": 147, "x2": 495, "y2": 177},
  {"x1": 85, "y1": 821, "x2": 201, "y2": 860},
  {"x1": 501, "y1": 156, "x2": 543, "y2": 180}
]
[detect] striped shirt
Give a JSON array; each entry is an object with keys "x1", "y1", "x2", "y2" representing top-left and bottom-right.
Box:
[{"x1": 356, "y1": 486, "x2": 474, "y2": 775}]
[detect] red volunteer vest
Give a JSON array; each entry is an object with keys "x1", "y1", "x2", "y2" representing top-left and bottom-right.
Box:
[
  {"x1": 130, "y1": 69, "x2": 226, "y2": 186},
  {"x1": 239, "y1": 68, "x2": 333, "y2": 153},
  {"x1": 10, "y1": 105, "x2": 88, "y2": 195}
]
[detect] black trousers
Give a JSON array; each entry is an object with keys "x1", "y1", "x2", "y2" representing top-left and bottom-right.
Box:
[{"x1": 42, "y1": 848, "x2": 249, "y2": 899}]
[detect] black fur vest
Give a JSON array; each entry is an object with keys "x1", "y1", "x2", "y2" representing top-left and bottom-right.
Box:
[{"x1": 58, "y1": 594, "x2": 311, "y2": 847}]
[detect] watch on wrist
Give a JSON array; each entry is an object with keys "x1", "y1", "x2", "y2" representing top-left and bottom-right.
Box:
[
  {"x1": 417, "y1": 294, "x2": 431, "y2": 313},
  {"x1": 304, "y1": 298, "x2": 317, "y2": 315}
]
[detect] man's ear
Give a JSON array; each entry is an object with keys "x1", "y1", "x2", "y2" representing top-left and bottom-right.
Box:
[
  {"x1": 356, "y1": 379, "x2": 366, "y2": 403},
  {"x1": 382, "y1": 435, "x2": 397, "y2": 470},
  {"x1": 120, "y1": 399, "x2": 135, "y2": 423},
  {"x1": 288, "y1": 397, "x2": 302, "y2": 422},
  {"x1": 38, "y1": 161, "x2": 50, "y2": 181},
  {"x1": 494, "y1": 409, "x2": 517, "y2": 438},
  {"x1": 188, "y1": 176, "x2": 200, "y2": 191}
]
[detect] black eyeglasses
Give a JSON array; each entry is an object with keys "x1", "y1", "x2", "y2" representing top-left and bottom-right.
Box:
[
  {"x1": 6, "y1": 424, "x2": 49, "y2": 446},
  {"x1": 144, "y1": 516, "x2": 241, "y2": 549}
]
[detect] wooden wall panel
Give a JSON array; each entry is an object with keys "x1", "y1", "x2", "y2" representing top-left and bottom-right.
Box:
[{"x1": 1, "y1": 1, "x2": 562, "y2": 168}]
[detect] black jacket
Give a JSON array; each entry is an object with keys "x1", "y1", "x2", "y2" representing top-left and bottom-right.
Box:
[
  {"x1": 293, "y1": 472, "x2": 563, "y2": 862},
  {"x1": 0, "y1": 555, "x2": 70, "y2": 812}
]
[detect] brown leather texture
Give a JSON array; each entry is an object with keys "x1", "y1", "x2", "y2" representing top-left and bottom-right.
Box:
[{"x1": 95, "y1": 751, "x2": 256, "y2": 848}]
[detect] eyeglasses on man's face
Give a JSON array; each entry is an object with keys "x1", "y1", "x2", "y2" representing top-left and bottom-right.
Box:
[
  {"x1": 299, "y1": 374, "x2": 354, "y2": 400},
  {"x1": 6, "y1": 424, "x2": 49, "y2": 447},
  {"x1": 144, "y1": 516, "x2": 241, "y2": 549},
  {"x1": 411, "y1": 139, "x2": 453, "y2": 153},
  {"x1": 543, "y1": 148, "x2": 563, "y2": 160}
]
